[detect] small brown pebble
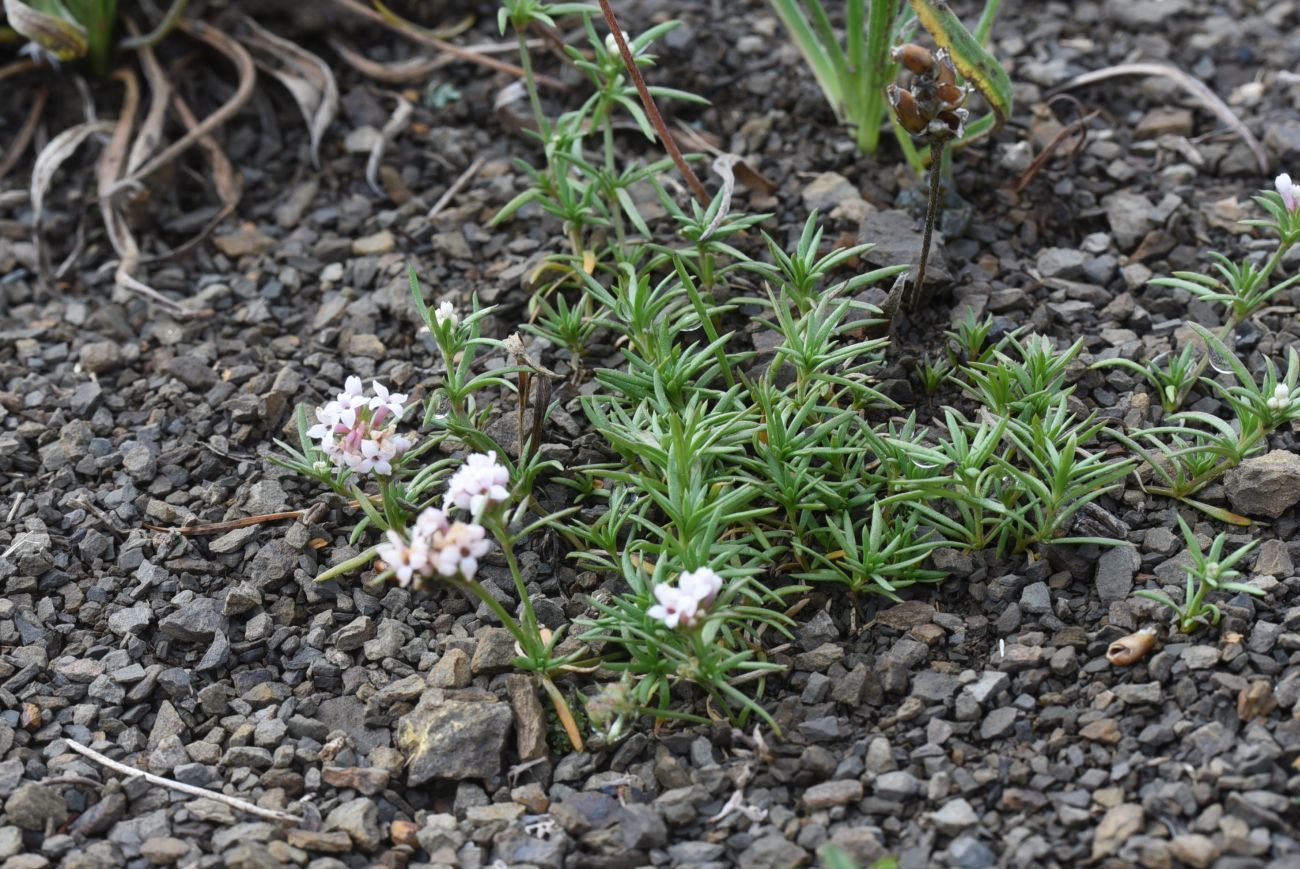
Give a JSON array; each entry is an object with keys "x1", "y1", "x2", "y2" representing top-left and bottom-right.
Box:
[
  {"x1": 390, "y1": 820, "x2": 420, "y2": 849},
  {"x1": 1237, "y1": 680, "x2": 1277, "y2": 721}
]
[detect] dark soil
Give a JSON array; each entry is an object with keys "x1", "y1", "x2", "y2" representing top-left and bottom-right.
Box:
[{"x1": 2, "y1": 1, "x2": 1300, "y2": 868}]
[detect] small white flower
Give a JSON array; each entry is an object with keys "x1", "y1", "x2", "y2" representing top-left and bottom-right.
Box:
[
  {"x1": 308, "y1": 378, "x2": 413, "y2": 478},
  {"x1": 430, "y1": 521, "x2": 491, "y2": 580},
  {"x1": 1277, "y1": 172, "x2": 1298, "y2": 213},
  {"x1": 369, "y1": 381, "x2": 408, "y2": 421},
  {"x1": 678, "y1": 567, "x2": 723, "y2": 608},
  {"x1": 444, "y1": 452, "x2": 511, "y2": 516},
  {"x1": 648, "y1": 583, "x2": 702, "y2": 630},
  {"x1": 377, "y1": 530, "x2": 431, "y2": 587},
  {"x1": 434, "y1": 301, "x2": 459, "y2": 328},
  {"x1": 413, "y1": 507, "x2": 451, "y2": 543},
  {"x1": 1267, "y1": 383, "x2": 1291, "y2": 412},
  {"x1": 604, "y1": 30, "x2": 632, "y2": 56}
]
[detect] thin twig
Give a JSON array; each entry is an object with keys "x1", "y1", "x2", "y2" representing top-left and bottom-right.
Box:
[
  {"x1": 145, "y1": 509, "x2": 308, "y2": 537},
  {"x1": 62, "y1": 740, "x2": 301, "y2": 825},
  {"x1": 1052, "y1": 62, "x2": 1269, "y2": 174},
  {"x1": 426, "y1": 155, "x2": 486, "y2": 221},
  {"x1": 329, "y1": 0, "x2": 567, "y2": 91},
  {"x1": 1012, "y1": 95, "x2": 1098, "y2": 193},
  {"x1": 597, "y1": 0, "x2": 709, "y2": 206}
]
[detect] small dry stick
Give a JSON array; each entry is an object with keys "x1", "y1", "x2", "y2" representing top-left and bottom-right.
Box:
[
  {"x1": 909, "y1": 140, "x2": 945, "y2": 312},
  {"x1": 62, "y1": 739, "x2": 302, "y2": 825},
  {"x1": 330, "y1": 0, "x2": 567, "y2": 91},
  {"x1": 597, "y1": 0, "x2": 709, "y2": 206},
  {"x1": 426, "y1": 155, "x2": 486, "y2": 221}
]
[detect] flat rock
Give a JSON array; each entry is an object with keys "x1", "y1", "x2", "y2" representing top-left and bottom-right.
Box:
[
  {"x1": 395, "y1": 691, "x2": 513, "y2": 784},
  {"x1": 802, "y1": 780, "x2": 863, "y2": 810},
  {"x1": 1092, "y1": 803, "x2": 1143, "y2": 860},
  {"x1": 1102, "y1": 191, "x2": 1156, "y2": 251},
  {"x1": 859, "y1": 210, "x2": 950, "y2": 284},
  {"x1": 1096, "y1": 544, "x2": 1139, "y2": 602},
  {"x1": 4, "y1": 784, "x2": 68, "y2": 831},
  {"x1": 1225, "y1": 450, "x2": 1300, "y2": 518},
  {"x1": 158, "y1": 598, "x2": 223, "y2": 643}
]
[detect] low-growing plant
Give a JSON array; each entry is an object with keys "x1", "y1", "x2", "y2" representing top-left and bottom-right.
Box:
[
  {"x1": 1109, "y1": 173, "x2": 1300, "y2": 413},
  {"x1": 1136, "y1": 516, "x2": 1263, "y2": 632}
]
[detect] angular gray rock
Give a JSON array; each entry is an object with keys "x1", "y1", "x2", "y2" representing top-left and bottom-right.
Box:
[
  {"x1": 395, "y1": 690, "x2": 514, "y2": 784},
  {"x1": 1225, "y1": 450, "x2": 1300, "y2": 518},
  {"x1": 1096, "y1": 544, "x2": 1139, "y2": 602},
  {"x1": 158, "y1": 597, "x2": 223, "y2": 643}
]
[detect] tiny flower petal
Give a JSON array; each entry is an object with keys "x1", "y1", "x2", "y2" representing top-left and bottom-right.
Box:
[
  {"x1": 1277, "y1": 172, "x2": 1298, "y2": 212},
  {"x1": 434, "y1": 301, "x2": 459, "y2": 328}
]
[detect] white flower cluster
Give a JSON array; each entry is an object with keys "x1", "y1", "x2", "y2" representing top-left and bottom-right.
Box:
[
  {"x1": 376, "y1": 452, "x2": 511, "y2": 587},
  {"x1": 434, "y1": 301, "x2": 459, "y2": 328},
  {"x1": 648, "y1": 567, "x2": 724, "y2": 630},
  {"x1": 1278, "y1": 172, "x2": 1298, "y2": 213},
  {"x1": 1266, "y1": 383, "x2": 1292, "y2": 412},
  {"x1": 444, "y1": 451, "x2": 511, "y2": 516},
  {"x1": 308, "y1": 377, "x2": 412, "y2": 476},
  {"x1": 377, "y1": 508, "x2": 491, "y2": 587}
]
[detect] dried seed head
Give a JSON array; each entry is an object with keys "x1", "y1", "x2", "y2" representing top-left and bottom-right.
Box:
[
  {"x1": 889, "y1": 85, "x2": 927, "y2": 136},
  {"x1": 1106, "y1": 627, "x2": 1157, "y2": 666},
  {"x1": 893, "y1": 43, "x2": 934, "y2": 75}
]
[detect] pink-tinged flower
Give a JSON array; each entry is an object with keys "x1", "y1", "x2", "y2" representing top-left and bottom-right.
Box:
[
  {"x1": 307, "y1": 378, "x2": 413, "y2": 477},
  {"x1": 369, "y1": 381, "x2": 408, "y2": 421},
  {"x1": 430, "y1": 521, "x2": 491, "y2": 580},
  {"x1": 444, "y1": 452, "x2": 511, "y2": 516},
  {"x1": 1277, "y1": 173, "x2": 1298, "y2": 213},
  {"x1": 678, "y1": 567, "x2": 723, "y2": 608},
  {"x1": 377, "y1": 530, "x2": 431, "y2": 587},
  {"x1": 414, "y1": 507, "x2": 451, "y2": 542},
  {"x1": 648, "y1": 583, "x2": 703, "y2": 630}
]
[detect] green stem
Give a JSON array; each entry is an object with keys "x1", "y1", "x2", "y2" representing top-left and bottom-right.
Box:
[
  {"x1": 602, "y1": 115, "x2": 626, "y2": 248},
  {"x1": 490, "y1": 518, "x2": 545, "y2": 660},
  {"x1": 119, "y1": 0, "x2": 189, "y2": 50},
  {"x1": 314, "y1": 546, "x2": 378, "y2": 584},
  {"x1": 1174, "y1": 239, "x2": 1295, "y2": 408},
  {"x1": 454, "y1": 577, "x2": 530, "y2": 650},
  {"x1": 516, "y1": 28, "x2": 549, "y2": 139},
  {"x1": 673, "y1": 256, "x2": 735, "y2": 389}
]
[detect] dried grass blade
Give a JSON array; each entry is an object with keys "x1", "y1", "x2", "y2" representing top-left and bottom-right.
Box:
[
  {"x1": 96, "y1": 69, "x2": 194, "y2": 317},
  {"x1": 31, "y1": 119, "x2": 115, "y2": 276},
  {"x1": 0, "y1": 82, "x2": 47, "y2": 182},
  {"x1": 112, "y1": 20, "x2": 255, "y2": 194},
  {"x1": 125, "y1": 20, "x2": 172, "y2": 175},
  {"x1": 241, "y1": 15, "x2": 338, "y2": 168},
  {"x1": 329, "y1": 37, "x2": 444, "y2": 83},
  {"x1": 367, "y1": 95, "x2": 413, "y2": 195},
  {"x1": 141, "y1": 88, "x2": 243, "y2": 269},
  {"x1": 1053, "y1": 62, "x2": 1269, "y2": 174},
  {"x1": 329, "y1": 0, "x2": 566, "y2": 91}
]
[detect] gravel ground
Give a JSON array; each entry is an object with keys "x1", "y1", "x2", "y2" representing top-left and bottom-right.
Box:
[{"x1": 2, "y1": 1, "x2": 1300, "y2": 867}]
